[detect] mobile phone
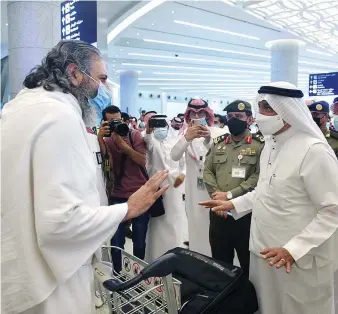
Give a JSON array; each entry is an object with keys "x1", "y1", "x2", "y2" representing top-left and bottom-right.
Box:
[
  {"x1": 192, "y1": 119, "x2": 201, "y2": 125},
  {"x1": 149, "y1": 118, "x2": 167, "y2": 128}
]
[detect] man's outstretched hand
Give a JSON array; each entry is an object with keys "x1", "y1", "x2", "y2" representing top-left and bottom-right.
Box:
[
  {"x1": 125, "y1": 170, "x2": 169, "y2": 220},
  {"x1": 199, "y1": 199, "x2": 235, "y2": 214}
]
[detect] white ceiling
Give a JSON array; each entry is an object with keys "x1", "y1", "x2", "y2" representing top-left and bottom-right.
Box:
[
  {"x1": 1, "y1": 0, "x2": 337, "y2": 103},
  {"x1": 108, "y1": 0, "x2": 338, "y2": 102}
]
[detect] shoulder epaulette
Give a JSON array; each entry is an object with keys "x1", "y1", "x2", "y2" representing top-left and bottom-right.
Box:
[
  {"x1": 213, "y1": 133, "x2": 229, "y2": 145},
  {"x1": 252, "y1": 133, "x2": 265, "y2": 143}
]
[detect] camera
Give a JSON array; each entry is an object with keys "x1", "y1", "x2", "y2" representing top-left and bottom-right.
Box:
[
  {"x1": 108, "y1": 119, "x2": 129, "y2": 137},
  {"x1": 149, "y1": 117, "x2": 167, "y2": 128}
]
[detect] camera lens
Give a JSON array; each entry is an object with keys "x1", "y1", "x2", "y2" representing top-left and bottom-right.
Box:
[{"x1": 115, "y1": 123, "x2": 129, "y2": 137}]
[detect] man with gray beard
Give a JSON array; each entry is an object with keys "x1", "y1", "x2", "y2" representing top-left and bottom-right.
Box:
[{"x1": 1, "y1": 40, "x2": 169, "y2": 314}]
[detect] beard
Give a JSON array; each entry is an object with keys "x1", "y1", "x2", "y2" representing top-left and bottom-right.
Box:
[{"x1": 69, "y1": 79, "x2": 98, "y2": 127}]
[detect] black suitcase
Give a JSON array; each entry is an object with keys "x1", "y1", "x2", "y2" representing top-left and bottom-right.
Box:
[{"x1": 165, "y1": 248, "x2": 258, "y2": 314}]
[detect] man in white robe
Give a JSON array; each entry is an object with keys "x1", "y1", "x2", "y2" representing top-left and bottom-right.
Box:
[
  {"x1": 144, "y1": 115, "x2": 188, "y2": 262},
  {"x1": 1, "y1": 40, "x2": 168, "y2": 314},
  {"x1": 171, "y1": 99, "x2": 225, "y2": 256},
  {"x1": 200, "y1": 82, "x2": 338, "y2": 314}
]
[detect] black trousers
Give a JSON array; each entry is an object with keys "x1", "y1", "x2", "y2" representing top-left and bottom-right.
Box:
[{"x1": 209, "y1": 211, "x2": 251, "y2": 279}]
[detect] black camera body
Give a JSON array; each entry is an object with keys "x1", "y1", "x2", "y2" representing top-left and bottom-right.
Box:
[{"x1": 109, "y1": 119, "x2": 129, "y2": 137}]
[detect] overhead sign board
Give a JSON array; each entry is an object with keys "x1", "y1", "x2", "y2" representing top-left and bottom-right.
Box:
[
  {"x1": 61, "y1": 0, "x2": 97, "y2": 44},
  {"x1": 309, "y1": 72, "x2": 338, "y2": 97}
]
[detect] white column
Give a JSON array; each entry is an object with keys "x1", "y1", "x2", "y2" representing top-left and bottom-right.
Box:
[
  {"x1": 161, "y1": 92, "x2": 167, "y2": 114},
  {"x1": 7, "y1": 1, "x2": 60, "y2": 99},
  {"x1": 120, "y1": 71, "x2": 138, "y2": 116},
  {"x1": 266, "y1": 39, "x2": 304, "y2": 86}
]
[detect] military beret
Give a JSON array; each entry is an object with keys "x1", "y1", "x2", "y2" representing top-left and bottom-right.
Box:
[
  {"x1": 223, "y1": 100, "x2": 252, "y2": 113},
  {"x1": 308, "y1": 101, "x2": 330, "y2": 113}
]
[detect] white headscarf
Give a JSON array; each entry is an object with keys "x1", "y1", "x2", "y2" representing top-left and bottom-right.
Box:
[{"x1": 254, "y1": 81, "x2": 327, "y2": 144}]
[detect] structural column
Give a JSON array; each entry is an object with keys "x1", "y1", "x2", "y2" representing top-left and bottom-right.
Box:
[
  {"x1": 7, "y1": 1, "x2": 60, "y2": 99},
  {"x1": 120, "y1": 71, "x2": 138, "y2": 116},
  {"x1": 267, "y1": 39, "x2": 304, "y2": 86}
]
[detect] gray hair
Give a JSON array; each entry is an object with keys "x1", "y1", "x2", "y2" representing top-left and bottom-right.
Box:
[
  {"x1": 24, "y1": 40, "x2": 101, "y2": 92},
  {"x1": 24, "y1": 40, "x2": 102, "y2": 123}
]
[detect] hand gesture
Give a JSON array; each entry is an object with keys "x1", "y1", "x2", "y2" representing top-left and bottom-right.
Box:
[
  {"x1": 212, "y1": 191, "x2": 228, "y2": 201},
  {"x1": 199, "y1": 199, "x2": 234, "y2": 213},
  {"x1": 112, "y1": 133, "x2": 128, "y2": 151},
  {"x1": 99, "y1": 121, "x2": 111, "y2": 139},
  {"x1": 126, "y1": 171, "x2": 169, "y2": 220},
  {"x1": 146, "y1": 123, "x2": 154, "y2": 135},
  {"x1": 174, "y1": 174, "x2": 185, "y2": 188},
  {"x1": 260, "y1": 248, "x2": 295, "y2": 273}
]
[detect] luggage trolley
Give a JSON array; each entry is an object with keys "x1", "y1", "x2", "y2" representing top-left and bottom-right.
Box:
[{"x1": 94, "y1": 246, "x2": 181, "y2": 314}]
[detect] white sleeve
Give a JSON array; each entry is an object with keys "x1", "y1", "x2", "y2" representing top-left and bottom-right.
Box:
[
  {"x1": 284, "y1": 143, "x2": 338, "y2": 261},
  {"x1": 203, "y1": 137, "x2": 213, "y2": 150},
  {"x1": 230, "y1": 190, "x2": 256, "y2": 220},
  {"x1": 144, "y1": 132, "x2": 154, "y2": 152},
  {"x1": 33, "y1": 108, "x2": 128, "y2": 282},
  {"x1": 171, "y1": 136, "x2": 189, "y2": 161},
  {"x1": 179, "y1": 154, "x2": 186, "y2": 175}
]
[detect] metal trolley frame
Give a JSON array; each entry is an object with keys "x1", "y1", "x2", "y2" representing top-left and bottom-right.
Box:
[{"x1": 94, "y1": 246, "x2": 182, "y2": 314}]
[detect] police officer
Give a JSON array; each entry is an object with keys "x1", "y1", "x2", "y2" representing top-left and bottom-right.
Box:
[
  {"x1": 308, "y1": 100, "x2": 338, "y2": 158},
  {"x1": 203, "y1": 100, "x2": 264, "y2": 278}
]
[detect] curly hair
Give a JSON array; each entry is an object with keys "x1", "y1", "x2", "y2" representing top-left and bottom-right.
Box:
[{"x1": 23, "y1": 40, "x2": 101, "y2": 93}]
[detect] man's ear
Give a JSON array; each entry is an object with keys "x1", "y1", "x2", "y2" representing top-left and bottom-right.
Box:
[
  {"x1": 247, "y1": 116, "x2": 254, "y2": 126},
  {"x1": 67, "y1": 63, "x2": 83, "y2": 86}
]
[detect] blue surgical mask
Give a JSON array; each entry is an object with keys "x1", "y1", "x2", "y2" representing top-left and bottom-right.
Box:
[
  {"x1": 154, "y1": 127, "x2": 169, "y2": 140},
  {"x1": 334, "y1": 116, "x2": 338, "y2": 130},
  {"x1": 82, "y1": 71, "x2": 112, "y2": 115},
  {"x1": 139, "y1": 122, "x2": 146, "y2": 128}
]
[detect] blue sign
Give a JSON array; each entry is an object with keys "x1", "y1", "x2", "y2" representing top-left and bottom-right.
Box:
[
  {"x1": 61, "y1": 0, "x2": 97, "y2": 44},
  {"x1": 309, "y1": 72, "x2": 338, "y2": 97}
]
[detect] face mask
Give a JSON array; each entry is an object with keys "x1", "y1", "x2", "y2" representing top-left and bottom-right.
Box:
[
  {"x1": 154, "y1": 127, "x2": 168, "y2": 140},
  {"x1": 83, "y1": 71, "x2": 112, "y2": 111},
  {"x1": 334, "y1": 116, "x2": 338, "y2": 130},
  {"x1": 256, "y1": 113, "x2": 285, "y2": 136},
  {"x1": 139, "y1": 122, "x2": 146, "y2": 128},
  {"x1": 312, "y1": 117, "x2": 322, "y2": 127},
  {"x1": 227, "y1": 118, "x2": 248, "y2": 136}
]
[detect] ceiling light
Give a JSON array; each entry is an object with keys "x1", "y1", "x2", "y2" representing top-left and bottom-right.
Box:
[
  {"x1": 174, "y1": 20, "x2": 260, "y2": 40},
  {"x1": 126, "y1": 42, "x2": 129, "y2": 44},
  {"x1": 128, "y1": 53, "x2": 270, "y2": 68},
  {"x1": 139, "y1": 78, "x2": 267, "y2": 82},
  {"x1": 299, "y1": 60, "x2": 338, "y2": 69},
  {"x1": 107, "y1": 0, "x2": 165, "y2": 43},
  {"x1": 306, "y1": 49, "x2": 334, "y2": 57},
  {"x1": 122, "y1": 63, "x2": 269, "y2": 74},
  {"x1": 152, "y1": 72, "x2": 253, "y2": 78},
  {"x1": 172, "y1": 10, "x2": 175, "y2": 13},
  {"x1": 143, "y1": 39, "x2": 271, "y2": 58},
  {"x1": 120, "y1": 49, "x2": 123, "y2": 51}
]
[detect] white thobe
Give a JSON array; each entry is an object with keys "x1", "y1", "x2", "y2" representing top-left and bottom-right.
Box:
[
  {"x1": 1, "y1": 87, "x2": 128, "y2": 314},
  {"x1": 171, "y1": 127, "x2": 225, "y2": 256},
  {"x1": 144, "y1": 129, "x2": 188, "y2": 262},
  {"x1": 231, "y1": 128, "x2": 338, "y2": 314}
]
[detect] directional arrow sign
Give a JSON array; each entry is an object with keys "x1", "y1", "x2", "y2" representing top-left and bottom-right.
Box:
[
  {"x1": 62, "y1": 17, "x2": 65, "y2": 25},
  {"x1": 61, "y1": 6, "x2": 65, "y2": 14},
  {"x1": 62, "y1": 28, "x2": 65, "y2": 36}
]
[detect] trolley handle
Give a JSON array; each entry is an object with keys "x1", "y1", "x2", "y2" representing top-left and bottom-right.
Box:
[{"x1": 96, "y1": 253, "x2": 178, "y2": 292}]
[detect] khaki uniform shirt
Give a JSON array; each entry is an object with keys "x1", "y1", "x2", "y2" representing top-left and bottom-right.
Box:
[{"x1": 204, "y1": 131, "x2": 264, "y2": 198}]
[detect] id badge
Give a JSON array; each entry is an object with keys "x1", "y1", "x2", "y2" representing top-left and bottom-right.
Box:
[
  {"x1": 197, "y1": 177, "x2": 205, "y2": 190},
  {"x1": 232, "y1": 167, "x2": 246, "y2": 178}
]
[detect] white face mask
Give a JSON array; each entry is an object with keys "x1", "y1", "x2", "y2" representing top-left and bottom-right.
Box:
[
  {"x1": 154, "y1": 127, "x2": 169, "y2": 140},
  {"x1": 256, "y1": 113, "x2": 285, "y2": 136}
]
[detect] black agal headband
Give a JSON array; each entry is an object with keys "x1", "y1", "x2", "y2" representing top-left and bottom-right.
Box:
[{"x1": 258, "y1": 86, "x2": 304, "y2": 98}]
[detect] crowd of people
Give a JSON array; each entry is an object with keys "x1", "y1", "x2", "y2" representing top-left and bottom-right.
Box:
[{"x1": 2, "y1": 40, "x2": 338, "y2": 314}]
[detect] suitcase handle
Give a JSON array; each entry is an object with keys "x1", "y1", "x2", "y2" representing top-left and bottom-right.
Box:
[{"x1": 95, "y1": 253, "x2": 178, "y2": 292}]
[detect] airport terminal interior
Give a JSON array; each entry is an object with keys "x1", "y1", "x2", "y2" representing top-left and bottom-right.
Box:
[{"x1": 1, "y1": 1, "x2": 338, "y2": 314}]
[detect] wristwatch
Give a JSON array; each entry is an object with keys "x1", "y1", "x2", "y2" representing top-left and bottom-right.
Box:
[{"x1": 226, "y1": 191, "x2": 233, "y2": 200}]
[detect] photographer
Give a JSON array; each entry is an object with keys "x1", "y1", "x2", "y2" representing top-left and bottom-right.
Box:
[{"x1": 98, "y1": 106, "x2": 148, "y2": 271}]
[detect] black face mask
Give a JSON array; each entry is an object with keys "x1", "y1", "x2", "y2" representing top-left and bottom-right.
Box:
[
  {"x1": 227, "y1": 118, "x2": 248, "y2": 136},
  {"x1": 312, "y1": 117, "x2": 321, "y2": 127}
]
